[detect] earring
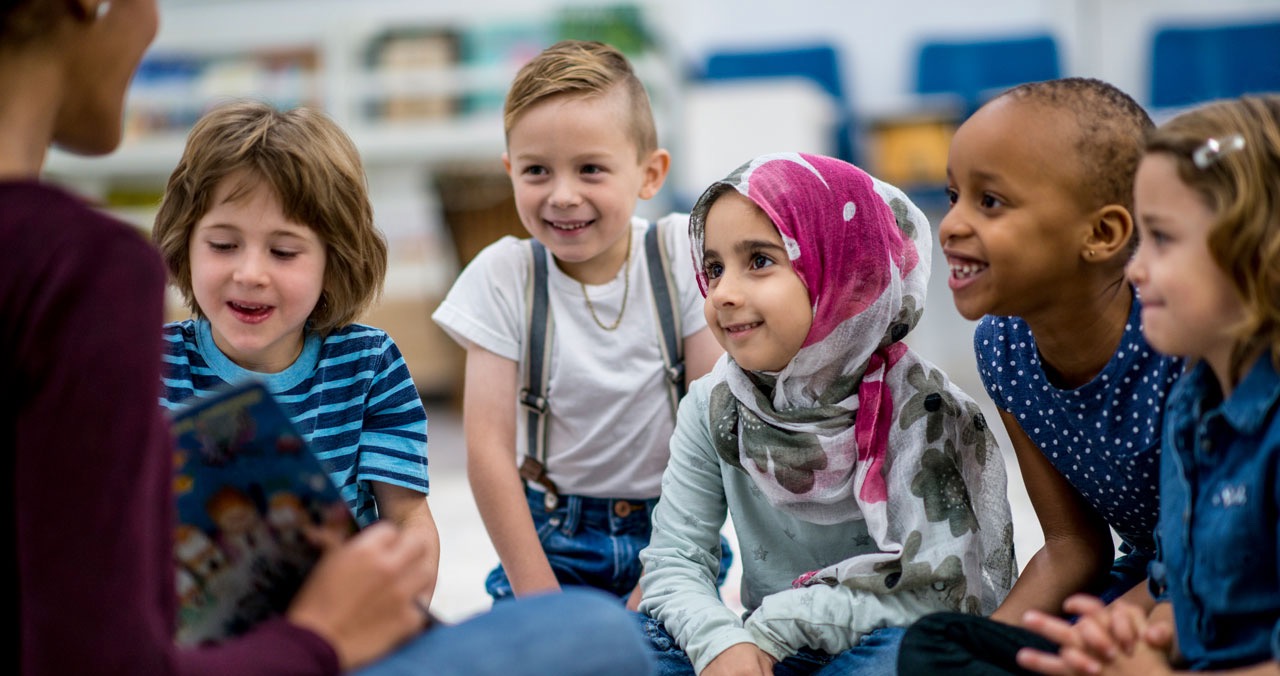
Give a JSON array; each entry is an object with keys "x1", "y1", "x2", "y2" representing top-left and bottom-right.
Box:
[{"x1": 95, "y1": 2, "x2": 110, "y2": 20}]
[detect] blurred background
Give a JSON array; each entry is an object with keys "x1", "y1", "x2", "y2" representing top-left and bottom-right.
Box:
[{"x1": 46, "y1": 0, "x2": 1280, "y2": 622}]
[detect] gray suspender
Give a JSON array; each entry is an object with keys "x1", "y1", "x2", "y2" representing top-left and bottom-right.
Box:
[
  {"x1": 519, "y1": 220, "x2": 684, "y2": 509},
  {"x1": 644, "y1": 220, "x2": 686, "y2": 408},
  {"x1": 517, "y1": 237, "x2": 557, "y2": 503}
]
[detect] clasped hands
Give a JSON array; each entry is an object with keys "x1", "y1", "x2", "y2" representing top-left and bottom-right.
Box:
[{"x1": 1016, "y1": 595, "x2": 1177, "y2": 676}]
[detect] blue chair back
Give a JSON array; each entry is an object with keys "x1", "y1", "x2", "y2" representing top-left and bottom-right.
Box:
[
  {"x1": 915, "y1": 33, "x2": 1060, "y2": 115},
  {"x1": 1150, "y1": 20, "x2": 1280, "y2": 108}
]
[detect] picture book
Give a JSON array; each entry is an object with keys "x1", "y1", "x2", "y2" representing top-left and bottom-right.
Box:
[{"x1": 171, "y1": 381, "x2": 355, "y2": 646}]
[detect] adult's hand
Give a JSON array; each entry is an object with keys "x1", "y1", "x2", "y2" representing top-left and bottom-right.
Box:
[{"x1": 287, "y1": 522, "x2": 432, "y2": 670}]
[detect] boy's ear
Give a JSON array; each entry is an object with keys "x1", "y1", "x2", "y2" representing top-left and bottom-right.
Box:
[
  {"x1": 501, "y1": 152, "x2": 512, "y2": 177},
  {"x1": 1083, "y1": 204, "x2": 1134, "y2": 261},
  {"x1": 637, "y1": 148, "x2": 671, "y2": 200}
]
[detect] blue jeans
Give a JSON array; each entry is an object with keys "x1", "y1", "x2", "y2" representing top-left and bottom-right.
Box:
[
  {"x1": 640, "y1": 614, "x2": 905, "y2": 676},
  {"x1": 486, "y1": 489, "x2": 734, "y2": 600},
  {"x1": 1099, "y1": 545, "x2": 1152, "y2": 604},
  {"x1": 355, "y1": 588, "x2": 654, "y2": 676}
]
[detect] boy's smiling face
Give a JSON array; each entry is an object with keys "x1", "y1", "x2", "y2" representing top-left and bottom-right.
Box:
[
  {"x1": 189, "y1": 170, "x2": 327, "y2": 373},
  {"x1": 503, "y1": 86, "x2": 668, "y2": 284},
  {"x1": 938, "y1": 96, "x2": 1100, "y2": 321},
  {"x1": 701, "y1": 191, "x2": 812, "y2": 372}
]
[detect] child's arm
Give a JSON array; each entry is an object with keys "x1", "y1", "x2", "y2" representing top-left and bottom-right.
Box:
[
  {"x1": 353, "y1": 333, "x2": 437, "y2": 606},
  {"x1": 372, "y1": 483, "x2": 439, "y2": 610},
  {"x1": 639, "y1": 383, "x2": 748, "y2": 673},
  {"x1": 991, "y1": 411, "x2": 1118, "y2": 624},
  {"x1": 621, "y1": 327, "x2": 721, "y2": 611},
  {"x1": 462, "y1": 345, "x2": 559, "y2": 595},
  {"x1": 743, "y1": 582, "x2": 937, "y2": 663},
  {"x1": 683, "y1": 327, "x2": 723, "y2": 385}
]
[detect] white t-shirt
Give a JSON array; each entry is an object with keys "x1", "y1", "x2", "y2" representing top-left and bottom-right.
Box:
[{"x1": 432, "y1": 215, "x2": 706, "y2": 498}]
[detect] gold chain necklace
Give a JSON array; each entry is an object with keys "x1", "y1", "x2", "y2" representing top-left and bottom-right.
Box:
[{"x1": 580, "y1": 236, "x2": 631, "y2": 331}]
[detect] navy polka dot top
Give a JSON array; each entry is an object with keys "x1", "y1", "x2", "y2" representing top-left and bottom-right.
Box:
[{"x1": 975, "y1": 295, "x2": 1184, "y2": 554}]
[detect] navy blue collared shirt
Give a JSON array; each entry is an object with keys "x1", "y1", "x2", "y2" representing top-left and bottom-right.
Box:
[{"x1": 1150, "y1": 352, "x2": 1280, "y2": 670}]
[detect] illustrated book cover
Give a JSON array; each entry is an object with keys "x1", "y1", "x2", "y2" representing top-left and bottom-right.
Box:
[{"x1": 170, "y1": 381, "x2": 355, "y2": 646}]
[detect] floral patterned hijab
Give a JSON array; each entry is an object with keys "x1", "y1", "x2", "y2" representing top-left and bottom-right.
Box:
[{"x1": 689, "y1": 153, "x2": 1014, "y2": 614}]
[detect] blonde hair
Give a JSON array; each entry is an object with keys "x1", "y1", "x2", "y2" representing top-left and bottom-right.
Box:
[
  {"x1": 503, "y1": 39, "x2": 657, "y2": 158},
  {"x1": 1146, "y1": 95, "x2": 1280, "y2": 379},
  {"x1": 153, "y1": 100, "x2": 386, "y2": 334}
]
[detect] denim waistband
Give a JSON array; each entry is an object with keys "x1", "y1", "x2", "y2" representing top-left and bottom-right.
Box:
[{"x1": 524, "y1": 487, "x2": 657, "y2": 525}]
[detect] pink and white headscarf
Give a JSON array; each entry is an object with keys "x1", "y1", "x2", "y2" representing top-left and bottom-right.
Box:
[{"x1": 690, "y1": 153, "x2": 1014, "y2": 614}]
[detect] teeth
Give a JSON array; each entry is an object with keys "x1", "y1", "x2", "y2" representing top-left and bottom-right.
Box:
[
  {"x1": 547, "y1": 220, "x2": 590, "y2": 231},
  {"x1": 949, "y1": 263, "x2": 987, "y2": 279},
  {"x1": 724, "y1": 321, "x2": 761, "y2": 332}
]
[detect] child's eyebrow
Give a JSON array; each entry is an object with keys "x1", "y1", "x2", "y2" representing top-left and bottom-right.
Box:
[
  {"x1": 734, "y1": 239, "x2": 787, "y2": 255},
  {"x1": 197, "y1": 222, "x2": 313, "y2": 240},
  {"x1": 1136, "y1": 211, "x2": 1169, "y2": 226},
  {"x1": 969, "y1": 169, "x2": 1004, "y2": 184}
]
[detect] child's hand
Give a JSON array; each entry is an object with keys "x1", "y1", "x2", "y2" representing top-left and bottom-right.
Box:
[
  {"x1": 1095, "y1": 636, "x2": 1174, "y2": 676},
  {"x1": 702, "y1": 642, "x2": 776, "y2": 676},
  {"x1": 625, "y1": 583, "x2": 643, "y2": 611},
  {"x1": 1016, "y1": 596, "x2": 1171, "y2": 675},
  {"x1": 286, "y1": 522, "x2": 432, "y2": 670},
  {"x1": 1017, "y1": 595, "x2": 1121, "y2": 674}
]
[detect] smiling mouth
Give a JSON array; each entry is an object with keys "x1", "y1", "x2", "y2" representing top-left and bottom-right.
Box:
[
  {"x1": 229, "y1": 301, "x2": 272, "y2": 317},
  {"x1": 722, "y1": 321, "x2": 762, "y2": 334},
  {"x1": 949, "y1": 261, "x2": 988, "y2": 279},
  {"x1": 545, "y1": 219, "x2": 593, "y2": 231}
]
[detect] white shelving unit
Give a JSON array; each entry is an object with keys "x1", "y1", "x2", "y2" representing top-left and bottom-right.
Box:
[
  {"x1": 43, "y1": 8, "x2": 678, "y2": 198},
  {"x1": 43, "y1": 5, "x2": 677, "y2": 398}
]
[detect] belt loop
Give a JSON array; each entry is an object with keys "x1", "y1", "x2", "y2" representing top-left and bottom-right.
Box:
[{"x1": 561, "y1": 495, "x2": 582, "y2": 535}]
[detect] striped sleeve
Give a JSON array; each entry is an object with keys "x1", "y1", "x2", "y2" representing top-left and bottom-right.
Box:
[{"x1": 353, "y1": 332, "x2": 430, "y2": 494}]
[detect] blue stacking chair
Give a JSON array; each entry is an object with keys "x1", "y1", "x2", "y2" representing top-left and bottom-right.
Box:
[
  {"x1": 700, "y1": 44, "x2": 857, "y2": 164},
  {"x1": 1150, "y1": 20, "x2": 1280, "y2": 109},
  {"x1": 915, "y1": 33, "x2": 1061, "y2": 117}
]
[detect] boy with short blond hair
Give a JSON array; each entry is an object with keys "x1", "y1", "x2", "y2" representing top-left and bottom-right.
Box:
[
  {"x1": 433, "y1": 39, "x2": 726, "y2": 605},
  {"x1": 502, "y1": 39, "x2": 659, "y2": 157}
]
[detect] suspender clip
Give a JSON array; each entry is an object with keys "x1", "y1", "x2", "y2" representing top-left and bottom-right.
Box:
[
  {"x1": 518, "y1": 388, "x2": 547, "y2": 414},
  {"x1": 666, "y1": 363, "x2": 686, "y2": 386},
  {"x1": 519, "y1": 456, "x2": 560, "y2": 508}
]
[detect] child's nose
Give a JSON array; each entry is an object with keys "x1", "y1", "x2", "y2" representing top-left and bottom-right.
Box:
[
  {"x1": 1124, "y1": 249, "x2": 1146, "y2": 286},
  {"x1": 549, "y1": 178, "x2": 581, "y2": 208},
  {"x1": 232, "y1": 251, "x2": 270, "y2": 286},
  {"x1": 709, "y1": 272, "x2": 742, "y2": 307},
  {"x1": 937, "y1": 207, "x2": 969, "y2": 247}
]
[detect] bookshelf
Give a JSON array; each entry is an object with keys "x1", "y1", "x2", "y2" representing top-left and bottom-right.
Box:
[{"x1": 43, "y1": 4, "x2": 674, "y2": 399}]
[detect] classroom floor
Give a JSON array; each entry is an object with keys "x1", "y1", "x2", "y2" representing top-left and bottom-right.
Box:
[{"x1": 423, "y1": 215, "x2": 1044, "y2": 624}]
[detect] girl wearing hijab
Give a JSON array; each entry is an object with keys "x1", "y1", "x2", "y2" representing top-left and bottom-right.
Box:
[{"x1": 637, "y1": 153, "x2": 1016, "y2": 676}]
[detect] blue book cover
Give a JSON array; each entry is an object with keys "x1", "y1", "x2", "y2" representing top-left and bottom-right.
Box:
[{"x1": 170, "y1": 381, "x2": 355, "y2": 646}]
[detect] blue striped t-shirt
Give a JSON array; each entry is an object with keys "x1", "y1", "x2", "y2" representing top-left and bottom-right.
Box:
[{"x1": 160, "y1": 318, "x2": 430, "y2": 527}]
